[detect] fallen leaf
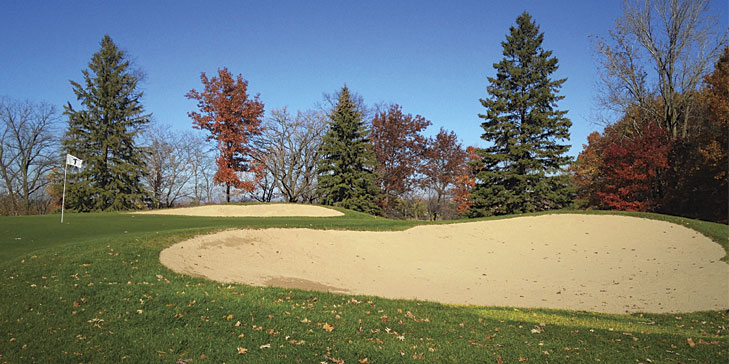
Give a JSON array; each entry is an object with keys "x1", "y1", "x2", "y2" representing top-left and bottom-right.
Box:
[
  {"x1": 237, "y1": 333, "x2": 245, "y2": 338},
  {"x1": 519, "y1": 356, "x2": 528, "y2": 362},
  {"x1": 259, "y1": 343, "x2": 271, "y2": 349},
  {"x1": 236, "y1": 347, "x2": 248, "y2": 354},
  {"x1": 226, "y1": 314, "x2": 234, "y2": 320},
  {"x1": 323, "y1": 322, "x2": 334, "y2": 332},
  {"x1": 235, "y1": 321, "x2": 242, "y2": 327},
  {"x1": 301, "y1": 318, "x2": 311, "y2": 323},
  {"x1": 687, "y1": 338, "x2": 695, "y2": 348},
  {"x1": 358, "y1": 358, "x2": 369, "y2": 363}
]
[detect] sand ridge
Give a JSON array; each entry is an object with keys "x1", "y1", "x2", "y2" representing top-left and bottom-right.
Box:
[
  {"x1": 159, "y1": 214, "x2": 729, "y2": 314},
  {"x1": 132, "y1": 203, "x2": 343, "y2": 217}
]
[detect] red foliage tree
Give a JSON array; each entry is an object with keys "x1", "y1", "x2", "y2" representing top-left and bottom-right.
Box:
[
  {"x1": 186, "y1": 68, "x2": 264, "y2": 202},
  {"x1": 421, "y1": 128, "x2": 467, "y2": 220},
  {"x1": 596, "y1": 120, "x2": 672, "y2": 211},
  {"x1": 370, "y1": 104, "x2": 430, "y2": 211}
]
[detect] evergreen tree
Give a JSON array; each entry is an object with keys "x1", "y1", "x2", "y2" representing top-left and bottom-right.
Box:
[
  {"x1": 470, "y1": 12, "x2": 573, "y2": 216},
  {"x1": 316, "y1": 86, "x2": 381, "y2": 215},
  {"x1": 62, "y1": 35, "x2": 150, "y2": 211}
]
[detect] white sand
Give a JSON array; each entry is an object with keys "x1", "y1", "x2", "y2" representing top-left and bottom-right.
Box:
[
  {"x1": 159, "y1": 214, "x2": 729, "y2": 314},
  {"x1": 132, "y1": 204, "x2": 343, "y2": 217}
]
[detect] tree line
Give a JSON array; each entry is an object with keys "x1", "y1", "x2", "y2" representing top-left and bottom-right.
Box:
[
  {"x1": 571, "y1": 0, "x2": 728, "y2": 222},
  {"x1": 2, "y1": 1, "x2": 726, "y2": 223}
]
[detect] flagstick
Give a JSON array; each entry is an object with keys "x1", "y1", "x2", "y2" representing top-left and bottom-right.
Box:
[{"x1": 61, "y1": 163, "x2": 67, "y2": 224}]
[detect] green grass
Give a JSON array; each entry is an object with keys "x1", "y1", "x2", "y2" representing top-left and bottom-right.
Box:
[{"x1": 1, "y1": 207, "x2": 727, "y2": 363}]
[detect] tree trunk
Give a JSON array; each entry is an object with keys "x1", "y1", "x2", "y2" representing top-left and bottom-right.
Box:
[{"x1": 226, "y1": 183, "x2": 231, "y2": 203}]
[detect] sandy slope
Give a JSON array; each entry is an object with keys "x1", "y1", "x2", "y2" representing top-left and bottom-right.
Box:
[
  {"x1": 132, "y1": 204, "x2": 343, "y2": 217},
  {"x1": 159, "y1": 214, "x2": 729, "y2": 314}
]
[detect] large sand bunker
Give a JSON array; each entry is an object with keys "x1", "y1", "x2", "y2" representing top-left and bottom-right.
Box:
[
  {"x1": 132, "y1": 204, "x2": 343, "y2": 217},
  {"x1": 160, "y1": 214, "x2": 728, "y2": 314}
]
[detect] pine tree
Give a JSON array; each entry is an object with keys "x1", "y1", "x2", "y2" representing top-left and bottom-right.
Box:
[
  {"x1": 62, "y1": 35, "x2": 150, "y2": 211},
  {"x1": 316, "y1": 86, "x2": 381, "y2": 215},
  {"x1": 470, "y1": 12, "x2": 573, "y2": 216}
]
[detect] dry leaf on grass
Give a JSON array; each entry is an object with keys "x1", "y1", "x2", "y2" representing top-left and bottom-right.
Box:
[
  {"x1": 323, "y1": 322, "x2": 334, "y2": 332},
  {"x1": 236, "y1": 347, "x2": 247, "y2": 354}
]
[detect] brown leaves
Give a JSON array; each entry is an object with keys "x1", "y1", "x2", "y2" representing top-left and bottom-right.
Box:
[
  {"x1": 185, "y1": 67, "x2": 265, "y2": 195},
  {"x1": 370, "y1": 104, "x2": 431, "y2": 209},
  {"x1": 687, "y1": 338, "x2": 696, "y2": 347},
  {"x1": 323, "y1": 354, "x2": 345, "y2": 364},
  {"x1": 236, "y1": 347, "x2": 248, "y2": 355},
  {"x1": 323, "y1": 322, "x2": 334, "y2": 332}
]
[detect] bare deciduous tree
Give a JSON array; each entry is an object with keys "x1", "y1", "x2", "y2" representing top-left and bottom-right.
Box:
[
  {"x1": 0, "y1": 98, "x2": 59, "y2": 215},
  {"x1": 143, "y1": 125, "x2": 194, "y2": 208},
  {"x1": 254, "y1": 108, "x2": 327, "y2": 202},
  {"x1": 143, "y1": 126, "x2": 221, "y2": 207},
  {"x1": 180, "y1": 132, "x2": 219, "y2": 205},
  {"x1": 595, "y1": 0, "x2": 728, "y2": 137}
]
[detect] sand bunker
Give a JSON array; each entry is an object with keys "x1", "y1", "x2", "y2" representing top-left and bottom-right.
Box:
[
  {"x1": 132, "y1": 204, "x2": 343, "y2": 217},
  {"x1": 160, "y1": 214, "x2": 728, "y2": 314}
]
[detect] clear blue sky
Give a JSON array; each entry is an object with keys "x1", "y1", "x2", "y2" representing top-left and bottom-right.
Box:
[{"x1": 1, "y1": 0, "x2": 727, "y2": 157}]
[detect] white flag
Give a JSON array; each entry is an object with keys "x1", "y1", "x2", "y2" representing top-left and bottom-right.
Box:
[{"x1": 66, "y1": 154, "x2": 83, "y2": 169}]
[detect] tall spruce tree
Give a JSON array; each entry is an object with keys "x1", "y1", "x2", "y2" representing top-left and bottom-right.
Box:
[
  {"x1": 62, "y1": 35, "x2": 150, "y2": 211},
  {"x1": 316, "y1": 86, "x2": 381, "y2": 215},
  {"x1": 470, "y1": 12, "x2": 573, "y2": 216}
]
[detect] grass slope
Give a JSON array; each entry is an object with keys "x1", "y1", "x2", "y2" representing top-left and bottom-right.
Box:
[{"x1": 0, "y1": 208, "x2": 727, "y2": 363}]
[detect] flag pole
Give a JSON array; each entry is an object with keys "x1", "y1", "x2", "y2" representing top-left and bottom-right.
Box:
[{"x1": 61, "y1": 162, "x2": 67, "y2": 224}]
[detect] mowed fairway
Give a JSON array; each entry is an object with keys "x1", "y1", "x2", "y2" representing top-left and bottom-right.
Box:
[{"x1": 1, "y1": 206, "x2": 727, "y2": 363}]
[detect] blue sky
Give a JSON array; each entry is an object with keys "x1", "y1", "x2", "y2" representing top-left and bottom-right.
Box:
[{"x1": 1, "y1": 0, "x2": 727, "y2": 157}]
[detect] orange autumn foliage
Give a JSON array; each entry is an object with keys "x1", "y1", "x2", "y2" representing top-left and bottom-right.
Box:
[
  {"x1": 186, "y1": 68, "x2": 264, "y2": 202},
  {"x1": 573, "y1": 47, "x2": 728, "y2": 221},
  {"x1": 453, "y1": 146, "x2": 479, "y2": 214}
]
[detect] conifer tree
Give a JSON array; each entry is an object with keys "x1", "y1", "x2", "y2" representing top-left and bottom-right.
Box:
[
  {"x1": 470, "y1": 12, "x2": 573, "y2": 216},
  {"x1": 62, "y1": 35, "x2": 150, "y2": 211},
  {"x1": 316, "y1": 86, "x2": 381, "y2": 215}
]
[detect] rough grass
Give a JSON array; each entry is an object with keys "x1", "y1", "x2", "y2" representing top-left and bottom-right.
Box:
[{"x1": 0, "y1": 207, "x2": 727, "y2": 363}]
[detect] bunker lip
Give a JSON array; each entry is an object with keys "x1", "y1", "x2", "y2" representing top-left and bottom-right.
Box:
[
  {"x1": 159, "y1": 214, "x2": 729, "y2": 314},
  {"x1": 131, "y1": 203, "x2": 343, "y2": 217}
]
